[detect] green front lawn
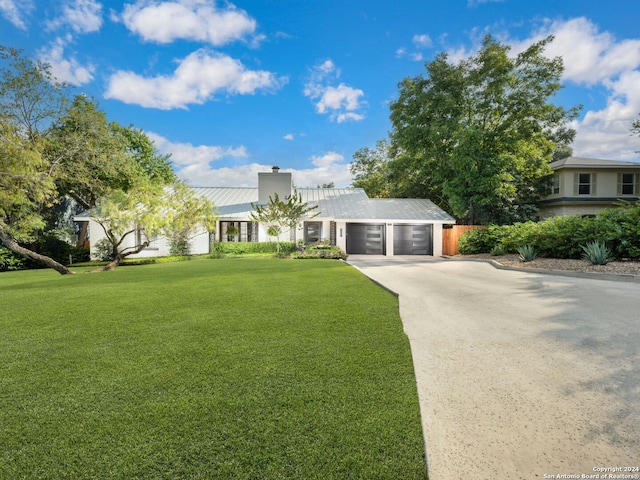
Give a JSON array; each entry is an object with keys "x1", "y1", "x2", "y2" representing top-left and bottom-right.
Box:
[{"x1": 0, "y1": 258, "x2": 426, "y2": 479}]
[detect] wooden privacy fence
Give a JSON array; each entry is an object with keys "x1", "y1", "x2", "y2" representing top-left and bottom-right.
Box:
[{"x1": 442, "y1": 225, "x2": 485, "y2": 256}]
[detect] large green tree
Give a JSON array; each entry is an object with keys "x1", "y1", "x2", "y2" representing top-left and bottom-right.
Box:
[
  {"x1": 352, "y1": 35, "x2": 581, "y2": 224},
  {"x1": 0, "y1": 46, "x2": 190, "y2": 274},
  {"x1": 350, "y1": 140, "x2": 394, "y2": 198},
  {"x1": 0, "y1": 47, "x2": 76, "y2": 273}
]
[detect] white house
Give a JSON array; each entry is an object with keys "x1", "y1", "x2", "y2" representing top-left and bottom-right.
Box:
[{"x1": 76, "y1": 167, "x2": 456, "y2": 259}]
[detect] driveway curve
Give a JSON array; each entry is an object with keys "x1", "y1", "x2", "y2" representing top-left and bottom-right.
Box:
[{"x1": 347, "y1": 256, "x2": 640, "y2": 480}]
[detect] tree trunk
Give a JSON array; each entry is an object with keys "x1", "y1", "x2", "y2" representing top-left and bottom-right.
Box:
[
  {"x1": 0, "y1": 227, "x2": 74, "y2": 275},
  {"x1": 101, "y1": 254, "x2": 123, "y2": 271},
  {"x1": 96, "y1": 240, "x2": 149, "y2": 272}
]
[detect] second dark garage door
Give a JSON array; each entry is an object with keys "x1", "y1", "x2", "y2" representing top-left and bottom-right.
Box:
[{"x1": 393, "y1": 224, "x2": 433, "y2": 255}]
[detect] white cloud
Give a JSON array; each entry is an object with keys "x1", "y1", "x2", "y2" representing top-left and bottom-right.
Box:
[
  {"x1": 0, "y1": 0, "x2": 33, "y2": 29},
  {"x1": 148, "y1": 132, "x2": 253, "y2": 185},
  {"x1": 105, "y1": 49, "x2": 287, "y2": 109},
  {"x1": 571, "y1": 69, "x2": 640, "y2": 160},
  {"x1": 413, "y1": 34, "x2": 432, "y2": 48},
  {"x1": 396, "y1": 48, "x2": 424, "y2": 62},
  {"x1": 179, "y1": 162, "x2": 352, "y2": 188},
  {"x1": 304, "y1": 60, "x2": 366, "y2": 123},
  {"x1": 516, "y1": 17, "x2": 640, "y2": 160},
  {"x1": 291, "y1": 153, "x2": 353, "y2": 187},
  {"x1": 179, "y1": 163, "x2": 268, "y2": 187},
  {"x1": 179, "y1": 162, "x2": 354, "y2": 188},
  {"x1": 467, "y1": 0, "x2": 505, "y2": 6},
  {"x1": 37, "y1": 37, "x2": 95, "y2": 85},
  {"x1": 121, "y1": 0, "x2": 258, "y2": 46},
  {"x1": 283, "y1": 133, "x2": 294, "y2": 141},
  {"x1": 148, "y1": 131, "x2": 248, "y2": 165},
  {"x1": 311, "y1": 151, "x2": 344, "y2": 168},
  {"x1": 397, "y1": 33, "x2": 432, "y2": 61},
  {"x1": 148, "y1": 133, "x2": 354, "y2": 187},
  {"x1": 46, "y1": 0, "x2": 103, "y2": 34},
  {"x1": 513, "y1": 17, "x2": 640, "y2": 85}
]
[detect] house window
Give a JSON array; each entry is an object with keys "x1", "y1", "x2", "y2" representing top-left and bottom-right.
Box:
[
  {"x1": 219, "y1": 221, "x2": 257, "y2": 242},
  {"x1": 551, "y1": 173, "x2": 560, "y2": 195},
  {"x1": 578, "y1": 173, "x2": 591, "y2": 195},
  {"x1": 619, "y1": 173, "x2": 637, "y2": 195},
  {"x1": 304, "y1": 221, "x2": 322, "y2": 244}
]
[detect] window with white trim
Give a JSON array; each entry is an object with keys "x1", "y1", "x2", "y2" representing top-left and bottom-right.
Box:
[
  {"x1": 551, "y1": 173, "x2": 560, "y2": 195},
  {"x1": 574, "y1": 173, "x2": 596, "y2": 196},
  {"x1": 618, "y1": 173, "x2": 638, "y2": 196}
]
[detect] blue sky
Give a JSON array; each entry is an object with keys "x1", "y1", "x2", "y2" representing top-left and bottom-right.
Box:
[{"x1": 2, "y1": 0, "x2": 640, "y2": 187}]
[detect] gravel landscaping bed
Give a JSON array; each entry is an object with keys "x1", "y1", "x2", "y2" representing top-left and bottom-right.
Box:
[{"x1": 456, "y1": 253, "x2": 640, "y2": 276}]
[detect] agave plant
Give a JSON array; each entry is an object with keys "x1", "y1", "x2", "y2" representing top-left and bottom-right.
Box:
[
  {"x1": 581, "y1": 240, "x2": 613, "y2": 265},
  {"x1": 517, "y1": 245, "x2": 537, "y2": 262}
]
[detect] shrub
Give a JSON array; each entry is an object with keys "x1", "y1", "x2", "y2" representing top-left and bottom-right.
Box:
[
  {"x1": 581, "y1": 241, "x2": 613, "y2": 265},
  {"x1": 458, "y1": 226, "x2": 505, "y2": 254},
  {"x1": 457, "y1": 203, "x2": 640, "y2": 260},
  {"x1": 595, "y1": 202, "x2": 640, "y2": 259},
  {"x1": 209, "y1": 241, "x2": 296, "y2": 257},
  {"x1": 517, "y1": 245, "x2": 537, "y2": 262},
  {"x1": 121, "y1": 255, "x2": 192, "y2": 266},
  {"x1": 0, "y1": 247, "x2": 25, "y2": 271},
  {"x1": 93, "y1": 238, "x2": 114, "y2": 261},
  {"x1": 490, "y1": 243, "x2": 507, "y2": 256},
  {"x1": 293, "y1": 245, "x2": 348, "y2": 260},
  {"x1": 169, "y1": 232, "x2": 190, "y2": 256}
]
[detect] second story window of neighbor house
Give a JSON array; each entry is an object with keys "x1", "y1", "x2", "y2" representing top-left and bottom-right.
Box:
[
  {"x1": 620, "y1": 173, "x2": 636, "y2": 195},
  {"x1": 552, "y1": 174, "x2": 560, "y2": 195},
  {"x1": 578, "y1": 173, "x2": 592, "y2": 195}
]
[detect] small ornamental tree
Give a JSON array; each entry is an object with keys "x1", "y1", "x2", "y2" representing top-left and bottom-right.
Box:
[{"x1": 250, "y1": 191, "x2": 319, "y2": 252}]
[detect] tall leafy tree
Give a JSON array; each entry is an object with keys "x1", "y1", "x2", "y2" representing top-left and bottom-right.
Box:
[
  {"x1": 0, "y1": 116, "x2": 68, "y2": 272},
  {"x1": 350, "y1": 140, "x2": 394, "y2": 198},
  {"x1": 366, "y1": 35, "x2": 580, "y2": 224},
  {"x1": 0, "y1": 47, "x2": 75, "y2": 273},
  {"x1": 46, "y1": 95, "x2": 134, "y2": 211},
  {"x1": 0, "y1": 46, "x2": 186, "y2": 274}
]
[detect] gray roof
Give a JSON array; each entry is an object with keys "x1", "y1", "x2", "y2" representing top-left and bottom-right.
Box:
[
  {"x1": 192, "y1": 187, "x2": 257, "y2": 217},
  {"x1": 550, "y1": 157, "x2": 640, "y2": 170},
  {"x1": 192, "y1": 186, "x2": 455, "y2": 223}
]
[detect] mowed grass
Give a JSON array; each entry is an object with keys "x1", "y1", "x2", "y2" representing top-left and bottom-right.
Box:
[{"x1": 0, "y1": 258, "x2": 426, "y2": 479}]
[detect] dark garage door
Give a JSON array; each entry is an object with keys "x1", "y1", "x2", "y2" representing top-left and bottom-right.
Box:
[
  {"x1": 346, "y1": 223, "x2": 385, "y2": 255},
  {"x1": 394, "y1": 224, "x2": 433, "y2": 255}
]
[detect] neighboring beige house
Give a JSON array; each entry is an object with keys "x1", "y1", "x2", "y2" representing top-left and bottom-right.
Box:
[{"x1": 539, "y1": 157, "x2": 640, "y2": 218}]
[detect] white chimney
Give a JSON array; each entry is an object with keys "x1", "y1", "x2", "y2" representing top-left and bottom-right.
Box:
[{"x1": 258, "y1": 168, "x2": 292, "y2": 204}]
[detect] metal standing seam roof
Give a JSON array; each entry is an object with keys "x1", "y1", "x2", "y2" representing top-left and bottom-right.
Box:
[
  {"x1": 192, "y1": 186, "x2": 455, "y2": 222},
  {"x1": 192, "y1": 187, "x2": 258, "y2": 217}
]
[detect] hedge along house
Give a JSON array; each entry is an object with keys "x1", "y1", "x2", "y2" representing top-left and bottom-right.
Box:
[
  {"x1": 77, "y1": 167, "x2": 455, "y2": 259},
  {"x1": 540, "y1": 157, "x2": 640, "y2": 219}
]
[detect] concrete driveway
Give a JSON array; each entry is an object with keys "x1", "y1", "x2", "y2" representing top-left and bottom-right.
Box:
[{"x1": 347, "y1": 256, "x2": 640, "y2": 480}]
